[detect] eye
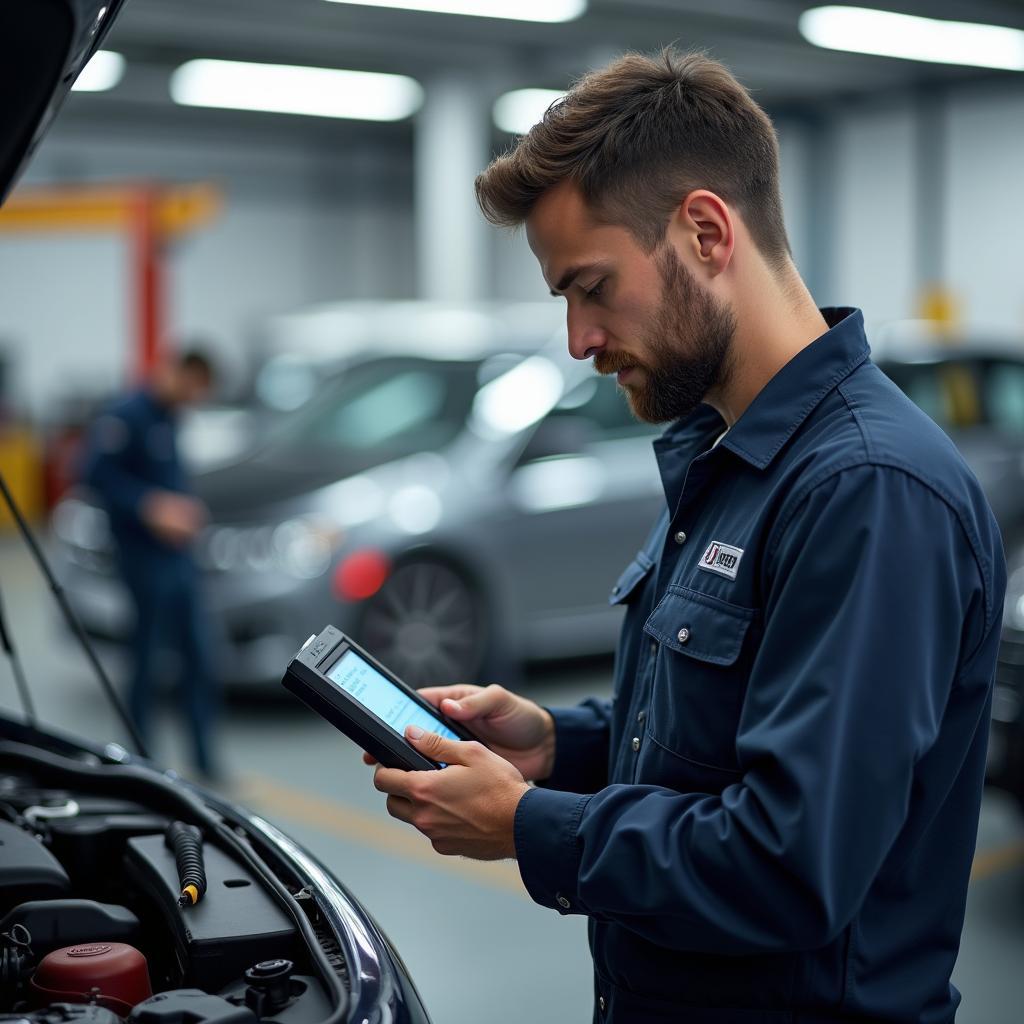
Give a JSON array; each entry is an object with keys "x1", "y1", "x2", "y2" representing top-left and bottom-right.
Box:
[{"x1": 583, "y1": 278, "x2": 605, "y2": 300}]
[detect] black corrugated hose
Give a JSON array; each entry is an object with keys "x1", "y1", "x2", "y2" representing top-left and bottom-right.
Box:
[{"x1": 165, "y1": 821, "x2": 207, "y2": 907}]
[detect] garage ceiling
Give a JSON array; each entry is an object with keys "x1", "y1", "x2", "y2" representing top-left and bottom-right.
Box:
[{"x1": 47, "y1": 0, "x2": 1024, "y2": 160}]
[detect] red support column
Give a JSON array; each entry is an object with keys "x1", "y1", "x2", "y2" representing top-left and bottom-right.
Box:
[{"x1": 131, "y1": 188, "x2": 164, "y2": 380}]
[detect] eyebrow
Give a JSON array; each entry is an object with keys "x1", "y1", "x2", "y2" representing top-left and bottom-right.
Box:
[{"x1": 549, "y1": 264, "x2": 588, "y2": 297}]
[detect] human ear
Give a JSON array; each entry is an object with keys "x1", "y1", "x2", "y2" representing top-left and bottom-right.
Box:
[{"x1": 675, "y1": 189, "x2": 734, "y2": 276}]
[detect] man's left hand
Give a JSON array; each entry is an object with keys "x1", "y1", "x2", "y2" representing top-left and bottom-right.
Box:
[{"x1": 372, "y1": 728, "x2": 530, "y2": 861}]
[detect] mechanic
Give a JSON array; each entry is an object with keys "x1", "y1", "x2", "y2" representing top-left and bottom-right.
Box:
[
  {"x1": 81, "y1": 349, "x2": 221, "y2": 781},
  {"x1": 367, "y1": 49, "x2": 1006, "y2": 1023}
]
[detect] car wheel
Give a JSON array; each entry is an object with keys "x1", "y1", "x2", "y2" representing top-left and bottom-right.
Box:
[{"x1": 358, "y1": 557, "x2": 487, "y2": 689}]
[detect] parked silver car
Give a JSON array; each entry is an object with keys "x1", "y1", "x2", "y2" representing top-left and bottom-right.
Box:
[{"x1": 54, "y1": 309, "x2": 663, "y2": 689}]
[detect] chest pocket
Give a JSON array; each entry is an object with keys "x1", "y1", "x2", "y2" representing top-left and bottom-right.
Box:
[{"x1": 643, "y1": 586, "x2": 755, "y2": 773}]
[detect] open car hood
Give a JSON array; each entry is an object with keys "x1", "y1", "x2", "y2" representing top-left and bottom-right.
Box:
[{"x1": 0, "y1": 0, "x2": 128, "y2": 204}]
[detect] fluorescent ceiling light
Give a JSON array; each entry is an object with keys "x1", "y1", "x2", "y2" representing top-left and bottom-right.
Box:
[
  {"x1": 170, "y1": 60, "x2": 424, "y2": 121},
  {"x1": 323, "y1": 0, "x2": 586, "y2": 23},
  {"x1": 494, "y1": 88, "x2": 566, "y2": 134},
  {"x1": 799, "y1": 6, "x2": 1024, "y2": 71},
  {"x1": 72, "y1": 50, "x2": 126, "y2": 92}
]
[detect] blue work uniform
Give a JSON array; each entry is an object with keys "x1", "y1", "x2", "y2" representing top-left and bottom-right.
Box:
[
  {"x1": 514, "y1": 309, "x2": 1005, "y2": 1023},
  {"x1": 81, "y1": 388, "x2": 216, "y2": 775}
]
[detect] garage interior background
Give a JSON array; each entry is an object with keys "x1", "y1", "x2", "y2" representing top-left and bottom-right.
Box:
[
  {"x1": 1, "y1": 0, "x2": 1023, "y2": 413},
  {"x1": 1, "y1": 1, "x2": 1024, "y2": 1023}
]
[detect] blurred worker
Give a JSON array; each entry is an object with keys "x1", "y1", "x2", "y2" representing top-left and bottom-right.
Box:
[
  {"x1": 81, "y1": 350, "x2": 219, "y2": 780},
  {"x1": 366, "y1": 50, "x2": 1005, "y2": 1023}
]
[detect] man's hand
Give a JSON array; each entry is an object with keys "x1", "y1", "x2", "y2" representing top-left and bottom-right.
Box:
[
  {"x1": 140, "y1": 491, "x2": 207, "y2": 547},
  {"x1": 364, "y1": 684, "x2": 556, "y2": 782},
  {"x1": 373, "y1": 727, "x2": 530, "y2": 860}
]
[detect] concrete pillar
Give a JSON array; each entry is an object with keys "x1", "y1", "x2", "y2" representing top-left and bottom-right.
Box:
[{"x1": 414, "y1": 75, "x2": 490, "y2": 302}]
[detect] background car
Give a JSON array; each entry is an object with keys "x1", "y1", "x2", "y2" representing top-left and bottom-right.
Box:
[{"x1": 53, "y1": 304, "x2": 662, "y2": 689}]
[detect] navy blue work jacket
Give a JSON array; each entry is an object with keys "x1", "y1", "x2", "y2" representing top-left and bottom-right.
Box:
[
  {"x1": 514, "y1": 309, "x2": 1006, "y2": 1024},
  {"x1": 81, "y1": 388, "x2": 189, "y2": 558}
]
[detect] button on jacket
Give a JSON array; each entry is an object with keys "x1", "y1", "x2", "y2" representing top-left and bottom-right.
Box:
[{"x1": 513, "y1": 309, "x2": 1006, "y2": 1024}]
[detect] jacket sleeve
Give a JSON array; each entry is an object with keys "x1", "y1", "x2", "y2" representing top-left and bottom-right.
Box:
[
  {"x1": 514, "y1": 464, "x2": 999, "y2": 954},
  {"x1": 80, "y1": 410, "x2": 152, "y2": 525},
  {"x1": 539, "y1": 698, "x2": 613, "y2": 794}
]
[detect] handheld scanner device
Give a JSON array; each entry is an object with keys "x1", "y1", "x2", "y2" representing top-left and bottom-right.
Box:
[{"x1": 282, "y1": 626, "x2": 476, "y2": 770}]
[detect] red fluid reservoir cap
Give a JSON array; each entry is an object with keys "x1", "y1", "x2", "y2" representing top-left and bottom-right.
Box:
[{"x1": 32, "y1": 941, "x2": 153, "y2": 1015}]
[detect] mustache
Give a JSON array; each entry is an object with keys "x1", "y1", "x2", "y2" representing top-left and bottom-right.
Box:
[{"x1": 593, "y1": 351, "x2": 639, "y2": 376}]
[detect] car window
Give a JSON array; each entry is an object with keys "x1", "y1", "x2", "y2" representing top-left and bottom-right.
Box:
[
  {"x1": 987, "y1": 362, "x2": 1024, "y2": 433},
  {"x1": 258, "y1": 357, "x2": 481, "y2": 463},
  {"x1": 550, "y1": 376, "x2": 658, "y2": 441},
  {"x1": 881, "y1": 357, "x2": 1024, "y2": 435}
]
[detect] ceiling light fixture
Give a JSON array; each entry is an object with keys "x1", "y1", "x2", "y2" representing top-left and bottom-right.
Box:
[
  {"x1": 170, "y1": 60, "x2": 424, "y2": 121},
  {"x1": 493, "y1": 88, "x2": 566, "y2": 134},
  {"x1": 323, "y1": 0, "x2": 586, "y2": 24},
  {"x1": 72, "y1": 50, "x2": 126, "y2": 92},
  {"x1": 799, "y1": 6, "x2": 1024, "y2": 71}
]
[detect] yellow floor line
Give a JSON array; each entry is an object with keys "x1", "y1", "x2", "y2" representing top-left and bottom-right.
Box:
[
  {"x1": 969, "y1": 839, "x2": 1024, "y2": 883},
  {"x1": 237, "y1": 773, "x2": 529, "y2": 898}
]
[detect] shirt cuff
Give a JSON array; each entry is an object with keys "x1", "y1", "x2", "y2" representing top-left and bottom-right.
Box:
[
  {"x1": 514, "y1": 785, "x2": 591, "y2": 915},
  {"x1": 541, "y1": 701, "x2": 611, "y2": 794}
]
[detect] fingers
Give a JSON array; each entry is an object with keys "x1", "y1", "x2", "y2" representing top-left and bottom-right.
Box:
[
  {"x1": 440, "y1": 683, "x2": 513, "y2": 721},
  {"x1": 362, "y1": 751, "x2": 378, "y2": 766},
  {"x1": 416, "y1": 684, "x2": 482, "y2": 709},
  {"x1": 385, "y1": 794, "x2": 415, "y2": 824},
  {"x1": 405, "y1": 726, "x2": 479, "y2": 766}
]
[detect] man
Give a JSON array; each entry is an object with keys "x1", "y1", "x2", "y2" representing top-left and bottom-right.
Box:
[
  {"x1": 82, "y1": 350, "x2": 219, "y2": 780},
  {"x1": 368, "y1": 50, "x2": 1005, "y2": 1023}
]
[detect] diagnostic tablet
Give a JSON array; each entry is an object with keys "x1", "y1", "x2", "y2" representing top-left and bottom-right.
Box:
[{"x1": 282, "y1": 625, "x2": 476, "y2": 770}]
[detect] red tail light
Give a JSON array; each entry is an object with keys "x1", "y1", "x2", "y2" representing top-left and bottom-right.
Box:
[{"x1": 332, "y1": 549, "x2": 391, "y2": 602}]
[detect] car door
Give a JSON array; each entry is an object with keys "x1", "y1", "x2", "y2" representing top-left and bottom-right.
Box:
[{"x1": 489, "y1": 376, "x2": 663, "y2": 659}]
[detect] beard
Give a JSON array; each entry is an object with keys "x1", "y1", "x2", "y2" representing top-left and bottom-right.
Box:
[{"x1": 594, "y1": 246, "x2": 736, "y2": 424}]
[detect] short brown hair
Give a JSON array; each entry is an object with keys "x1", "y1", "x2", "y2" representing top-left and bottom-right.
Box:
[{"x1": 476, "y1": 49, "x2": 790, "y2": 268}]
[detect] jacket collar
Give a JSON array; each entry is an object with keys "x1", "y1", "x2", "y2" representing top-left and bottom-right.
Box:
[{"x1": 659, "y1": 307, "x2": 869, "y2": 472}]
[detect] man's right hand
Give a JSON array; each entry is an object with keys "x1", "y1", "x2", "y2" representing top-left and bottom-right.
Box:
[
  {"x1": 140, "y1": 491, "x2": 206, "y2": 548},
  {"x1": 363, "y1": 684, "x2": 556, "y2": 783}
]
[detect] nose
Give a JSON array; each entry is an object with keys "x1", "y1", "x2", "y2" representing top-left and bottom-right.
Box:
[{"x1": 566, "y1": 305, "x2": 607, "y2": 362}]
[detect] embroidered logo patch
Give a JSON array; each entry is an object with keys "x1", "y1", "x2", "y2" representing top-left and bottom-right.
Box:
[{"x1": 698, "y1": 541, "x2": 744, "y2": 581}]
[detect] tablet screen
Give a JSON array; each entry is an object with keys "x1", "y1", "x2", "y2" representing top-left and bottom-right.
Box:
[{"x1": 326, "y1": 649, "x2": 461, "y2": 744}]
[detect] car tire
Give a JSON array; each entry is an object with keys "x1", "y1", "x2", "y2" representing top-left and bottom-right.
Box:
[{"x1": 357, "y1": 557, "x2": 489, "y2": 689}]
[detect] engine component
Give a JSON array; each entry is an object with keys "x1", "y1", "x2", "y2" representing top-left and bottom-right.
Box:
[
  {"x1": 242, "y1": 961, "x2": 293, "y2": 1017},
  {"x1": 23, "y1": 801, "x2": 80, "y2": 830},
  {"x1": 0, "y1": 1002, "x2": 124, "y2": 1024},
  {"x1": 0, "y1": 902, "x2": 141, "y2": 957},
  {"x1": 124, "y1": 837, "x2": 296, "y2": 992},
  {"x1": 30, "y1": 942, "x2": 153, "y2": 1016},
  {"x1": 220, "y1": 974, "x2": 329, "y2": 1024},
  {"x1": 163, "y1": 825, "x2": 206, "y2": 908},
  {"x1": 0, "y1": 922, "x2": 34, "y2": 989},
  {"x1": 129, "y1": 990, "x2": 256, "y2": 1024},
  {"x1": 0, "y1": 821, "x2": 71, "y2": 907}
]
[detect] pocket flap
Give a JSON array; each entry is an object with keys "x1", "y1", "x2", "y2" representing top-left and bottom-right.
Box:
[
  {"x1": 643, "y1": 586, "x2": 754, "y2": 664},
  {"x1": 608, "y1": 551, "x2": 655, "y2": 606}
]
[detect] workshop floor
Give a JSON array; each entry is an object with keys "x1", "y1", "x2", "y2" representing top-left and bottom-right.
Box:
[{"x1": 1, "y1": 537, "x2": 1023, "y2": 1023}]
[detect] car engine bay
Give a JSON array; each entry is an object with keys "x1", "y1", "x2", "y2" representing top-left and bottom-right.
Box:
[{"x1": 0, "y1": 741, "x2": 349, "y2": 1024}]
